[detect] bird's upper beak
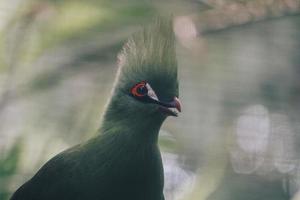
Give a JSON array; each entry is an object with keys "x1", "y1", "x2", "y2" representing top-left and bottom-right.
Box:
[
  {"x1": 157, "y1": 97, "x2": 182, "y2": 117},
  {"x1": 143, "y1": 83, "x2": 181, "y2": 117}
]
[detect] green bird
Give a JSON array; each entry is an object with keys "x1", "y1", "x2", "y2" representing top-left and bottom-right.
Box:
[{"x1": 10, "y1": 18, "x2": 181, "y2": 200}]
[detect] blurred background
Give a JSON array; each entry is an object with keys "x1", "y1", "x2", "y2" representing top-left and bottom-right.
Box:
[{"x1": 1, "y1": 0, "x2": 300, "y2": 199}]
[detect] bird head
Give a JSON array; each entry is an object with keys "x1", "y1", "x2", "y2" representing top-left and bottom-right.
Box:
[{"x1": 104, "y1": 18, "x2": 180, "y2": 128}]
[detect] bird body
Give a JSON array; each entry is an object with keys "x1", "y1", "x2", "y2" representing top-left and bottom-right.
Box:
[
  {"x1": 12, "y1": 130, "x2": 164, "y2": 200},
  {"x1": 11, "y1": 18, "x2": 179, "y2": 200}
]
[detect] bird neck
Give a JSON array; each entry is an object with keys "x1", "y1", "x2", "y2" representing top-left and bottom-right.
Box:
[
  {"x1": 98, "y1": 100, "x2": 165, "y2": 145},
  {"x1": 100, "y1": 119, "x2": 162, "y2": 146}
]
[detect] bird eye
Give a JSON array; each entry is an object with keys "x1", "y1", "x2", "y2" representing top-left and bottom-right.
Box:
[{"x1": 131, "y1": 81, "x2": 148, "y2": 97}]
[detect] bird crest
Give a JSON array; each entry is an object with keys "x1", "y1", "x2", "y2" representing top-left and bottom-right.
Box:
[{"x1": 115, "y1": 18, "x2": 178, "y2": 100}]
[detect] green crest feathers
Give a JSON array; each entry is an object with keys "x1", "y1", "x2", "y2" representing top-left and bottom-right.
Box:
[{"x1": 115, "y1": 18, "x2": 178, "y2": 97}]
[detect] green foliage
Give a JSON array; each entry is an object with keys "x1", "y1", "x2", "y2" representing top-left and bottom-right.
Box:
[
  {"x1": 38, "y1": 0, "x2": 155, "y2": 52},
  {"x1": 0, "y1": 139, "x2": 22, "y2": 200}
]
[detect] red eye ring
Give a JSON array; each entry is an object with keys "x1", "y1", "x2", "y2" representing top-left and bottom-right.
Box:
[{"x1": 131, "y1": 81, "x2": 148, "y2": 97}]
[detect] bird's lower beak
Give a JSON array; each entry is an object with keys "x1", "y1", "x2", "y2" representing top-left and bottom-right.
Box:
[{"x1": 158, "y1": 97, "x2": 182, "y2": 117}]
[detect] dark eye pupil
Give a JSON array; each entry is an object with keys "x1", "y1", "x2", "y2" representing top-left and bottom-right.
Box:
[{"x1": 137, "y1": 86, "x2": 147, "y2": 95}]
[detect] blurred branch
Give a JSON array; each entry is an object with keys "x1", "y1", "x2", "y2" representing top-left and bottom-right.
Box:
[{"x1": 190, "y1": 0, "x2": 300, "y2": 33}]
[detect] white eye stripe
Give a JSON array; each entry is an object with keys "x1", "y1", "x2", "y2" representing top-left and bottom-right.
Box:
[{"x1": 145, "y1": 83, "x2": 158, "y2": 101}]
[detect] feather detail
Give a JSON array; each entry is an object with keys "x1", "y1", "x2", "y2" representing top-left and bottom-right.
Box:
[{"x1": 115, "y1": 17, "x2": 178, "y2": 99}]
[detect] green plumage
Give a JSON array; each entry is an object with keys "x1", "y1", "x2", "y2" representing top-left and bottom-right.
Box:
[
  {"x1": 11, "y1": 18, "x2": 178, "y2": 200},
  {"x1": 116, "y1": 18, "x2": 178, "y2": 101}
]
